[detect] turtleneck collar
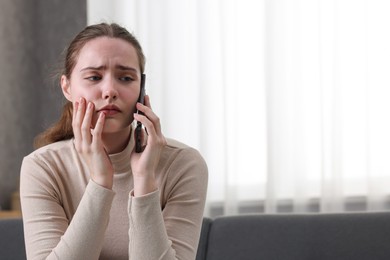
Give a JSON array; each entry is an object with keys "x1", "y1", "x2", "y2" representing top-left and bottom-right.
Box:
[{"x1": 108, "y1": 128, "x2": 135, "y2": 174}]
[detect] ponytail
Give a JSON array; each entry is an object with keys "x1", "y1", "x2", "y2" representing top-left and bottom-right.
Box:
[{"x1": 34, "y1": 101, "x2": 74, "y2": 149}]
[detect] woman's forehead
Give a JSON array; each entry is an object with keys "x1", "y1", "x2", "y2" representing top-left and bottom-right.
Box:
[{"x1": 75, "y1": 37, "x2": 139, "y2": 71}]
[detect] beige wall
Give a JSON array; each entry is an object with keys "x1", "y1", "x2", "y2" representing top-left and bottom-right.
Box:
[{"x1": 0, "y1": 0, "x2": 86, "y2": 209}]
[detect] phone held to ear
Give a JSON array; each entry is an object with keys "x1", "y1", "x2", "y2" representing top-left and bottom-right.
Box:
[{"x1": 135, "y1": 74, "x2": 146, "y2": 153}]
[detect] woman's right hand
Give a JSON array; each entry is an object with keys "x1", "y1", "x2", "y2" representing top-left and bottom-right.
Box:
[{"x1": 73, "y1": 97, "x2": 114, "y2": 189}]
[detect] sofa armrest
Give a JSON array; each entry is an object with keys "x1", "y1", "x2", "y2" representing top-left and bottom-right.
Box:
[
  {"x1": 0, "y1": 218, "x2": 26, "y2": 260},
  {"x1": 196, "y1": 217, "x2": 212, "y2": 260}
]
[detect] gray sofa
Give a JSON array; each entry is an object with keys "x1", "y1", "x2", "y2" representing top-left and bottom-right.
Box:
[
  {"x1": 0, "y1": 218, "x2": 26, "y2": 260},
  {"x1": 196, "y1": 212, "x2": 390, "y2": 260},
  {"x1": 2, "y1": 212, "x2": 390, "y2": 260}
]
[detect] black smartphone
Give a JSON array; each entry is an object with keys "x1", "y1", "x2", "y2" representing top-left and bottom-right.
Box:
[{"x1": 135, "y1": 74, "x2": 146, "y2": 153}]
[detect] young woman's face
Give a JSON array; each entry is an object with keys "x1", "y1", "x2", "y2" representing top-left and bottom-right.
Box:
[{"x1": 61, "y1": 37, "x2": 141, "y2": 133}]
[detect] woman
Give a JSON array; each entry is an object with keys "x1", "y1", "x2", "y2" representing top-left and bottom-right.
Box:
[{"x1": 20, "y1": 23, "x2": 208, "y2": 260}]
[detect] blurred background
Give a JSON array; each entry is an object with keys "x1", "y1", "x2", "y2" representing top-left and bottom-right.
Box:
[
  {"x1": 2, "y1": 0, "x2": 390, "y2": 217},
  {"x1": 0, "y1": 0, "x2": 86, "y2": 212}
]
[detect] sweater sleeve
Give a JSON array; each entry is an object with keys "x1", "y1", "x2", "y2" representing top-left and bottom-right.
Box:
[
  {"x1": 128, "y1": 147, "x2": 208, "y2": 260},
  {"x1": 20, "y1": 155, "x2": 115, "y2": 260}
]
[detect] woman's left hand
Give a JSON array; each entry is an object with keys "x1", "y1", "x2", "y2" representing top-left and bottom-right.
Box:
[{"x1": 131, "y1": 95, "x2": 167, "y2": 196}]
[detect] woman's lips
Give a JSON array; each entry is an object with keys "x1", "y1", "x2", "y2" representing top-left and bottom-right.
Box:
[
  {"x1": 100, "y1": 109, "x2": 119, "y2": 116},
  {"x1": 97, "y1": 105, "x2": 121, "y2": 116}
]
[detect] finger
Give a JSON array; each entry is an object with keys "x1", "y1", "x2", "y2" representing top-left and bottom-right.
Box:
[
  {"x1": 72, "y1": 101, "x2": 79, "y2": 123},
  {"x1": 72, "y1": 101, "x2": 81, "y2": 150},
  {"x1": 135, "y1": 102, "x2": 163, "y2": 136},
  {"x1": 136, "y1": 96, "x2": 152, "y2": 115},
  {"x1": 81, "y1": 101, "x2": 94, "y2": 144},
  {"x1": 133, "y1": 113, "x2": 166, "y2": 154},
  {"x1": 133, "y1": 113, "x2": 157, "y2": 139},
  {"x1": 92, "y1": 112, "x2": 105, "y2": 148},
  {"x1": 144, "y1": 95, "x2": 152, "y2": 109},
  {"x1": 73, "y1": 98, "x2": 86, "y2": 145},
  {"x1": 142, "y1": 95, "x2": 161, "y2": 133}
]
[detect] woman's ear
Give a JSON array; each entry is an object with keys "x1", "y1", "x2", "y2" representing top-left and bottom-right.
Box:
[{"x1": 61, "y1": 75, "x2": 72, "y2": 102}]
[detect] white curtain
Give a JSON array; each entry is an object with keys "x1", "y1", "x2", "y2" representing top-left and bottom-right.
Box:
[{"x1": 87, "y1": 0, "x2": 390, "y2": 216}]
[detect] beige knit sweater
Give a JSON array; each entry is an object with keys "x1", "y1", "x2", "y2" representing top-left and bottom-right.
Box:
[{"x1": 20, "y1": 135, "x2": 208, "y2": 260}]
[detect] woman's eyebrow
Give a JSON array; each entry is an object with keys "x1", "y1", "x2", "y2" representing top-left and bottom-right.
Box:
[
  {"x1": 80, "y1": 66, "x2": 105, "y2": 72},
  {"x1": 80, "y1": 65, "x2": 137, "y2": 72},
  {"x1": 116, "y1": 65, "x2": 137, "y2": 72}
]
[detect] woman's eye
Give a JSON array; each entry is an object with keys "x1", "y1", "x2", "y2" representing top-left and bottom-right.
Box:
[
  {"x1": 119, "y1": 76, "x2": 134, "y2": 82},
  {"x1": 85, "y1": 76, "x2": 101, "y2": 81}
]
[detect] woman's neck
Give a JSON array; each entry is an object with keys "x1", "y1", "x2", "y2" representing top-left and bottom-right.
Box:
[{"x1": 102, "y1": 127, "x2": 131, "y2": 154}]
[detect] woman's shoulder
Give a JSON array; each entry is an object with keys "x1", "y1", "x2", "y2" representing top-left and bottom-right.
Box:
[
  {"x1": 165, "y1": 138, "x2": 201, "y2": 157},
  {"x1": 165, "y1": 138, "x2": 190, "y2": 150},
  {"x1": 20, "y1": 139, "x2": 76, "y2": 182},
  {"x1": 24, "y1": 139, "x2": 74, "y2": 162},
  {"x1": 159, "y1": 138, "x2": 208, "y2": 199},
  {"x1": 162, "y1": 138, "x2": 208, "y2": 170}
]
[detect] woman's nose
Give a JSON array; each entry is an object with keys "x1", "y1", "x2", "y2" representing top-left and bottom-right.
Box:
[{"x1": 102, "y1": 80, "x2": 118, "y2": 100}]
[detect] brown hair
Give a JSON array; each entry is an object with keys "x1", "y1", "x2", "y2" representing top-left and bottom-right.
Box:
[{"x1": 34, "y1": 23, "x2": 145, "y2": 149}]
